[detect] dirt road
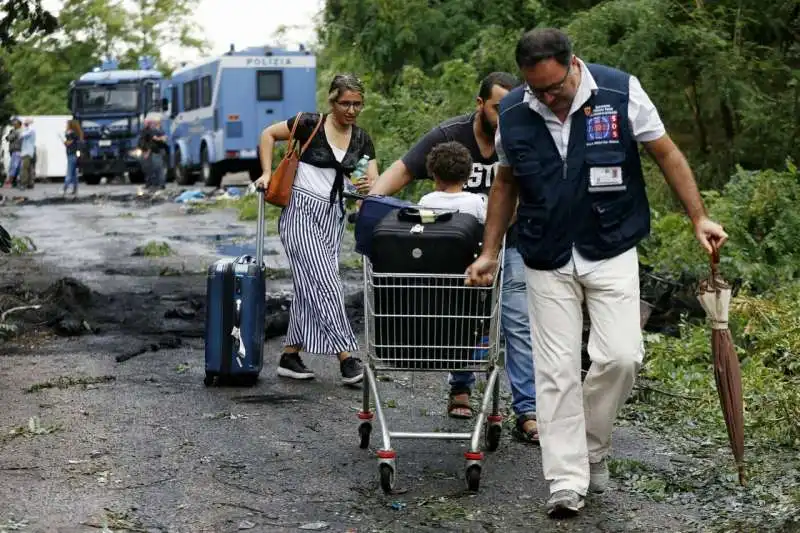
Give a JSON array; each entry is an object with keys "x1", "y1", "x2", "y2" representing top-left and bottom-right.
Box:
[{"x1": 0, "y1": 180, "x2": 704, "y2": 532}]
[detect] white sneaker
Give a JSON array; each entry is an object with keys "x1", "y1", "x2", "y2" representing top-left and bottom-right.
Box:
[{"x1": 546, "y1": 489, "x2": 584, "y2": 518}]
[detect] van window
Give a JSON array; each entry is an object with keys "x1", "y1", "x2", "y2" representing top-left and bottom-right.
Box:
[
  {"x1": 201, "y1": 75, "x2": 212, "y2": 107},
  {"x1": 170, "y1": 86, "x2": 179, "y2": 117},
  {"x1": 183, "y1": 80, "x2": 199, "y2": 111},
  {"x1": 256, "y1": 71, "x2": 283, "y2": 101}
]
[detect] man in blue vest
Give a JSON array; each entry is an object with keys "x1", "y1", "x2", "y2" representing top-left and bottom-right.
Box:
[{"x1": 466, "y1": 28, "x2": 728, "y2": 518}]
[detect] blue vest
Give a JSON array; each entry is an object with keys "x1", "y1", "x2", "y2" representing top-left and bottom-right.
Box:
[{"x1": 499, "y1": 63, "x2": 650, "y2": 270}]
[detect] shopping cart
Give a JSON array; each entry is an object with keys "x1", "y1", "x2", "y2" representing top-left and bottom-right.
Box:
[{"x1": 355, "y1": 248, "x2": 505, "y2": 493}]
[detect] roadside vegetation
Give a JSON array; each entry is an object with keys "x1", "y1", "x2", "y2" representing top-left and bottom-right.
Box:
[{"x1": 1, "y1": 0, "x2": 798, "y2": 529}]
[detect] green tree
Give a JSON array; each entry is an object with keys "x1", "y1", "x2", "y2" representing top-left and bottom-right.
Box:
[
  {"x1": 0, "y1": 54, "x2": 14, "y2": 124},
  {"x1": 0, "y1": 0, "x2": 58, "y2": 122},
  {"x1": 566, "y1": 0, "x2": 800, "y2": 189},
  {"x1": 0, "y1": 0, "x2": 57, "y2": 48},
  {"x1": 3, "y1": 0, "x2": 208, "y2": 114},
  {"x1": 120, "y1": 0, "x2": 208, "y2": 71},
  {"x1": 56, "y1": 0, "x2": 128, "y2": 60}
]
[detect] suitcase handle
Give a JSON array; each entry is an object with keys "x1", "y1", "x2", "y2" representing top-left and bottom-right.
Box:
[
  {"x1": 255, "y1": 185, "x2": 266, "y2": 267},
  {"x1": 397, "y1": 207, "x2": 455, "y2": 223}
]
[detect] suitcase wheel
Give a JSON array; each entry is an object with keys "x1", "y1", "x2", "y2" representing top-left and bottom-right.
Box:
[
  {"x1": 241, "y1": 374, "x2": 259, "y2": 387},
  {"x1": 203, "y1": 372, "x2": 215, "y2": 387}
]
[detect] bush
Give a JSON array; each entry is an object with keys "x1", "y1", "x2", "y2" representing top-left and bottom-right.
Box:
[{"x1": 640, "y1": 160, "x2": 800, "y2": 291}]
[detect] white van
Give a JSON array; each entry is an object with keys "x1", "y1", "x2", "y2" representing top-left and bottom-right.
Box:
[{"x1": 1, "y1": 115, "x2": 71, "y2": 181}]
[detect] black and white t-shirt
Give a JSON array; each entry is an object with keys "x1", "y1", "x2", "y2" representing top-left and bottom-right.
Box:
[
  {"x1": 402, "y1": 112, "x2": 497, "y2": 195},
  {"x1": 401, "y1": 113, "x2": 518, "y2": 244},
  {"x1": 286, "y1": 112, "x2": 376, "y2": 205}
]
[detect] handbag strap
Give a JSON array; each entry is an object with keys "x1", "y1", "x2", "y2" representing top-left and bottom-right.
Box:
[
  {"x1": 286, "y1": 112, "x2": 302, "y2": 150},
  {"x1": 297, "y1": 114, "x2": 324, "y2": 155}
]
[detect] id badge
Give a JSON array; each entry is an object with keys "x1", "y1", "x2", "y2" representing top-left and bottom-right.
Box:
[{"x1": 588, "y1": 166, "x2": 625, "y2": 192}]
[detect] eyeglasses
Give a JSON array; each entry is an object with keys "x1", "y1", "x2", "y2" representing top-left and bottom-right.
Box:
[
  {"x1": 527, "y1": 63, "x2": 572, "y2": 99},
  {"x1": 336, "y1": 100, "x2": 364, "y2": 111}
]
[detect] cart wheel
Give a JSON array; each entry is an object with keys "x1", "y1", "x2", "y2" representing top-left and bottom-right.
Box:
[
  {"x1": 465, "y1": 464, "x2": 481, "y2": 492},
  {"x1": 379, "y1": 463, "x2": 395, "y2": 494},
  {"x1": 358, "y1": 422, "x2": 372, "y2": 449},
  {"x1": 485, "y1": 424, "x2": 502, "y2": 452},
  {"x1": 203, "y1": 373, "x2": 214, "y2": 387}
]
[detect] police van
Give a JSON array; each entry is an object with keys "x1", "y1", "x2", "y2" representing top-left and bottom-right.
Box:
[{"x1": 160, "y1": 45, "x2": 317, "y2": 187}]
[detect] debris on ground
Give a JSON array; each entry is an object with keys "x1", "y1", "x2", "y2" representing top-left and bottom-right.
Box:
[
  {"x1": 164, "y1": 304, "x2": 199, "y2": 319},
  {"x1": 25, "y1": 375, "x2": 116, "y2": 393},
  {"x1": 298, "y1": 522, "x2": 329, "y2": 531},
  {"x1": 174, "y1": 190, "x2": 207, "y2": 204},
  {"x1": 115, "y1": 335, "x2": 183, "y2": 363}
]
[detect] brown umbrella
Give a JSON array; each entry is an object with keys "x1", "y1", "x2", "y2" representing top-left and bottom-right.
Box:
[{"x1": 697, "y1": 247, "x2": 746, "y2": 486}]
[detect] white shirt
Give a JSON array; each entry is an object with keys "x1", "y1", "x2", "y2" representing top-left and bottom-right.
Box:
[
  {"x1": 418, "y1": 190, "x2": 487, "y2": 222},
  {"x1": 495, "y1": 58, "x2": 666, "y2": 275},
  {"x1": 293, "y1": 142, "x2": 346, "y2": 198}
]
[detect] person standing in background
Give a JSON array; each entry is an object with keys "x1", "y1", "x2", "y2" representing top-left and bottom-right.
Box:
[
  {"x1": 18, "y1": 118, "x2": 36, "y2": 190},
  {"x1": 63, "y1": 119, "x2": 84, "y2": 195},
  {"x1": 140, "y1": 117, "x2": 168, "y2": 191},
  {"x1": 4, "y1": 118, "x2": 22, "y2": 188}
]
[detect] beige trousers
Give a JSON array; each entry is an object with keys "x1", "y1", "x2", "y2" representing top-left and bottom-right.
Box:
[{"x1": 525, "y1": 248, "x2": 643, "y2": 495}]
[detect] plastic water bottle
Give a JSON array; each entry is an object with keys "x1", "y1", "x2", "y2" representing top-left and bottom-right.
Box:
[
  {"x1": 347, "y1": 155, "x2": 370, "y2": 194},
  {"x1": 353, "y1": 155, "x2": 370, "y2": 179}
]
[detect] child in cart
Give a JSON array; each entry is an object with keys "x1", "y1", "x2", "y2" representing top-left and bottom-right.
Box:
[
  {"x1": 418, "y1": 141, "x2": 489, "y2": 419},
  {"x1": 418, "y1": 141, "x2": 487, "y2": 223}
]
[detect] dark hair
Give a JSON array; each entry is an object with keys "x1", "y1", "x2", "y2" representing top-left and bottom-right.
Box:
[
  {"x1": 67, "y1": 119, "x2": 84, "y2": 141},
  {"x1": 515, "y1": 28, "x2": 572, "y2": 69},
  {"x1": 328, "y1": 73, "x2": 365, "y2": 103},
  {"x1": 426, "y1": 141, "x2": 473, "y2": 185},
  {"x1": 478, "y1": 71, "x2": 520, "y2": 100}
]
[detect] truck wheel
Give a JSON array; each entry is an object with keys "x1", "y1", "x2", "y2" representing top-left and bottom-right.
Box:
[
  {"x1": 201, "y1": 145, "x2": 223, "y2": 188},
  {"x1": 174, "y1": 147, "x2": 195, "y2": 185},
  {"x1": 83, "y1": 174, "x2": 102, "y2": 186},
  {"x1": 164, "y1": 153, "x2": 175, "y2": 182},
  {"x1": 129, "y1": 171, "x2": 146, "y2": 184}
]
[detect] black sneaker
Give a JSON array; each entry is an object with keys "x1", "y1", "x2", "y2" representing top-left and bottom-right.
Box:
[
  {"x1": 340, "y1": 356, "x2": 364, "y2": 385},
  {"x1": 277, "y1": 352, "x2": 315, "y2": 380}
]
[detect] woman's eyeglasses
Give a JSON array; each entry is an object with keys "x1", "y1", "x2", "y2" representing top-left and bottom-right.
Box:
[{"x1": 336, "y1": 101, "x2": 364, "y2": 111}]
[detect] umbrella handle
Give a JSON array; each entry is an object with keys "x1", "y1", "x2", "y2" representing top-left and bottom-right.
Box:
[{"x1": 710, "y1": 243, "x2": 721, "y2": 293}]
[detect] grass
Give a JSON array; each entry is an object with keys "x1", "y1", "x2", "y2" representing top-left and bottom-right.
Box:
[
  {"x1": 136, "y1": 240, "x2": 174, "y2": 257},
  {"x1": 8, "y1": 236, "x2": 36, "y2": 255},
  {"x1": 615, "y1": 310, "x2": 800, "y2": 532}
]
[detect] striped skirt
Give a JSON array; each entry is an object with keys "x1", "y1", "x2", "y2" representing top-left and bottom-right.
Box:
[{"x1": 279, "y1": 187, "x2": 358, "y2": 355}]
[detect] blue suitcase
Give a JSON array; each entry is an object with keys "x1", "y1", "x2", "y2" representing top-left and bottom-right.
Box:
[
  {"x1": 353, "y1": 194, "x2": 414, "y2": 257},
  {"x1": 203, "y1": 195, "x2": 267, "y2": 387}
]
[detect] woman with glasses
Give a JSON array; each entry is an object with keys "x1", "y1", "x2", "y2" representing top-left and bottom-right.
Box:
[{"x1": 255, "y1": 73, "x2": 378, "y2": 386}]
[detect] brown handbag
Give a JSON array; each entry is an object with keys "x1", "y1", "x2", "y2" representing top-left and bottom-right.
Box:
[{"x1": 264, "y1": 112, "x2": 324, "y2": 207}]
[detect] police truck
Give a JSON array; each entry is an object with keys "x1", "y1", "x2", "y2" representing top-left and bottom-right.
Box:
[
  {"x1": 159, "y1": 45, "x2": 317, "y2": 187},
  {"x1": 67, "y1": 57, "x2": 164, "y2": 185}
]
